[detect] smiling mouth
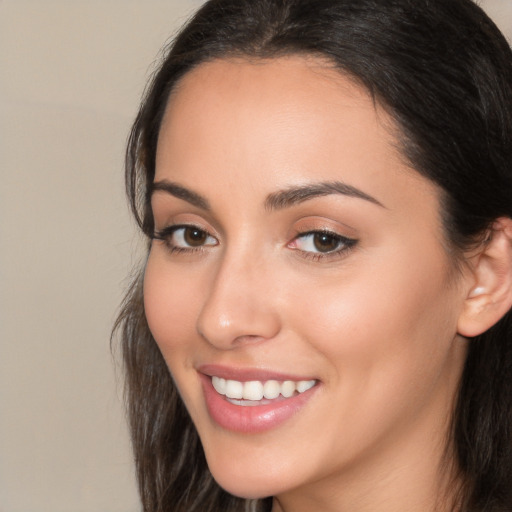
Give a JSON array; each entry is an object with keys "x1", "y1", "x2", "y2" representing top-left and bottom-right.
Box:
[{"x1": 211, "y1": 376, "x2": 317, "y2": 406}]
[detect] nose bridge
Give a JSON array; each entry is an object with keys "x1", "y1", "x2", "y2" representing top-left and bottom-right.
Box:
[{"x1": 197, "y1": 240, "x2": 280, "y2": 349}]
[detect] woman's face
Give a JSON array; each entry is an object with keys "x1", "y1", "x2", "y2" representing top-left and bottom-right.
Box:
[{"x1": 144, "y1": 57, "x2": 468, "y2": 504}]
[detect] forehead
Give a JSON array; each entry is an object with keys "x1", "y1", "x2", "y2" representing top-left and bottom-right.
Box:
[
  {"x1": 167, "y1": 55, "x2": 372, "y2": 116},
  {"x1": 160, "y1": 56, "x2": 388, "y2": 146},
  {"x1": 155, "y1": 56, "x2": 438, "y2": 220},
  {"x1": 158, "y1": 57, "x2": 400, "y2": 171}
]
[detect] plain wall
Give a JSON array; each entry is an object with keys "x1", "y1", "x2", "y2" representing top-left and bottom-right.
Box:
[
  {"x1": 0, "y1": 2, "x2": 203, "y2": 511},
  {"x1": 0, "y1": 1, "x2": 511, "y2": 511}
]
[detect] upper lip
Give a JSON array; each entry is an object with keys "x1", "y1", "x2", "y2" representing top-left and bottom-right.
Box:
[{"x1": 198, "y1": 363, "x2": 317, "y2": 382}]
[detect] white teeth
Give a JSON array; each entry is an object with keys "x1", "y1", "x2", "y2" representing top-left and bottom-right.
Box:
[
  {"x1": 212, "y1": 376, "x2": 226, "y2": 394},
  {"x1": 211, "y1": 376, "x2": 317, "y2": 401},
  {"x1": 225, "y1": 379, "x2": 244, "y2": 399},
  {"x1": 263, "y1": 380, "x2": 280, "y2": 399},
  {"x1": 281, "y1": 380, "x2": 296, "y2": 398},
  {"x1": 244, "y1": 381, "x2": 264, "y2": 401},
  {"x1": 296, "y1": 380, "x2": 316, "y2": 393}
]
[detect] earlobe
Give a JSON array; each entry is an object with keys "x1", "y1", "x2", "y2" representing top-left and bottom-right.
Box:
[{"x1": 457, "y1": 218, "x2": 512, "y2": 338}]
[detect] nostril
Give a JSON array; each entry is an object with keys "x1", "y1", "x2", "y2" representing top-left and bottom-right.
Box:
[
  {"x1": 197, "y1": 311, "x2": 281, "y2": 349},
  {"x1": 232, "y1": 334, "x2": 266, "y2": 345}
]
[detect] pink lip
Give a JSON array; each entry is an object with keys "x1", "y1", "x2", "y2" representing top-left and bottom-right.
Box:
[
  {"x1": 199, "y1": 370, "x2": 319, "y2": 433},
  {"x1": 198, "y1": 363, "x2": 315, "y2": 382}
]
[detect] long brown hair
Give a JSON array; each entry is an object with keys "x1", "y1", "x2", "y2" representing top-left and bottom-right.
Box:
[{"x1": 114, "y1": 1, "x2": 512, "y2": 510}]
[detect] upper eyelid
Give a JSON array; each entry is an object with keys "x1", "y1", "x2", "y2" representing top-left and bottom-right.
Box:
[
  {"x1": 151, "y1": 198, "x2": 358, "y2": 236},
  {"x1": 291, "y1": 229, "x2": 357, "y2": 245},
  {"x1": 295, "y1": 228, "x2": 344, "y2": 236},
  {"x1": 154, "y1": 221, "x2": 218, "y2": 237},
  {"x1": 291, "y1": 214, "x2": 358, "y2": 234},
  {"x1": 154, "y1": 224, "x2": 216, "y2": 238},
  {"x1": 153, "y1": 225, "x2": 353, "y2": 241},
  {"x1": 291, "y1": 226, "x2": 357, "y2": 243},
  {"x1": 153, "y1": 223, "x2": 357, "y2": 253}
]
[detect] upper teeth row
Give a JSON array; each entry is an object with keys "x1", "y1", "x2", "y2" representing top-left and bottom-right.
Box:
[{"x1": 212, "y1": 376, "x2": 316, "y2": 400}]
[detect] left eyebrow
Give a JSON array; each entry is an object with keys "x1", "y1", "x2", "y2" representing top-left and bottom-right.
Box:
[{"x1": 264, "y1": 181, "x2": 385, "y2": 211}]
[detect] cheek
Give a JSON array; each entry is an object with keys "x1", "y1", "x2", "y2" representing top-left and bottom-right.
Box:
[
  {"x1": 277, "y1": 254, "x2": 463, "y2": 461},
  {"x1": 288, "y1": 244, "x2": 461, "y2": 398},
  {"x1": 143, "y1": 251, "x2": 202, "y2": 357},
  {"x1": 143, "y1": 251, "x2": 209, "y2": 420}
]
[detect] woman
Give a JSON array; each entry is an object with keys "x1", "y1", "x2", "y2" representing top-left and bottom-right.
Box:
[{"x1": 114, "y1": 0, "x2": 512, "y2": 510}]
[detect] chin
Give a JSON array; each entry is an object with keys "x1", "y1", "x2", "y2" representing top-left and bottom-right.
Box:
[{"x1": 205, "y1": 450, "x2": 293, "y2": 499}]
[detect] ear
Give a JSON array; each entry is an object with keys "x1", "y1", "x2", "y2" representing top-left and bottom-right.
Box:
[{"x1": 458, "y1": 217, "x2": 512, "y2": 338}]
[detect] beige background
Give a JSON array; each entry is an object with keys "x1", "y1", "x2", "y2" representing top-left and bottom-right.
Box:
[{"x1": 1, "y1": 1, "x2": 511, "y2": 511}]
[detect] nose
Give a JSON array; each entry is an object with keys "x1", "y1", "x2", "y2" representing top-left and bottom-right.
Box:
[{"x1": 196, "y1": 250, "x2": 281, "y2": 349}]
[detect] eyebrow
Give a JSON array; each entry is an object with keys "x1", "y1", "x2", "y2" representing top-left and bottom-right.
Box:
[
  {"x1": 150, "y1": 179, "x2": 385, "y2": 211},
  {"x1": 151, "y1": 180, "x2": 211, "y2": 210},
  {"x1": 264, "y1": 181, "x2": 385, "y2": 211}
]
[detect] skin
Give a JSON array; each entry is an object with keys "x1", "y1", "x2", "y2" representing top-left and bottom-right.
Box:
[{"x1": 144, "y1": 56, "x2": 471, "y2": 512}]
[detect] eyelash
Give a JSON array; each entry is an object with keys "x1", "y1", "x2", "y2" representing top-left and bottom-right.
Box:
[
  {"x1": 288, "y1": 229, "x2": 358, "y2": 261},
  {"x1": 152, "y1": 225, "x2": 217, "y2": 255},
  {"x1": 152, "y1": 225, "x2": 358, "y2": 261}
]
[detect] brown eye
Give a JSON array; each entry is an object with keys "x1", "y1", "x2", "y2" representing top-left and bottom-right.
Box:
[
  {"x1": 313, "y1": 232, "x2": 341, "y2": 253},
  {"x1": 183, "y1": 227, "x2": 208, "y2": 247},
  {"x1": 289, "y1": 230, "x2": 357, "y2": 258},
  {"x1": 153, "y1": 225, "x2": 217, "y2": 251}
]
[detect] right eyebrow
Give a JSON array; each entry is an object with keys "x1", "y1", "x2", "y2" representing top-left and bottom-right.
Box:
[{"x1": 150, "y1": 180, "x2": 211, "y2": 211}]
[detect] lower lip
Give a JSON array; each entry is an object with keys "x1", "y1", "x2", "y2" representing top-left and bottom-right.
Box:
[{"x1": 200, "y1": 374, "x2": 318, "y2": 433}]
